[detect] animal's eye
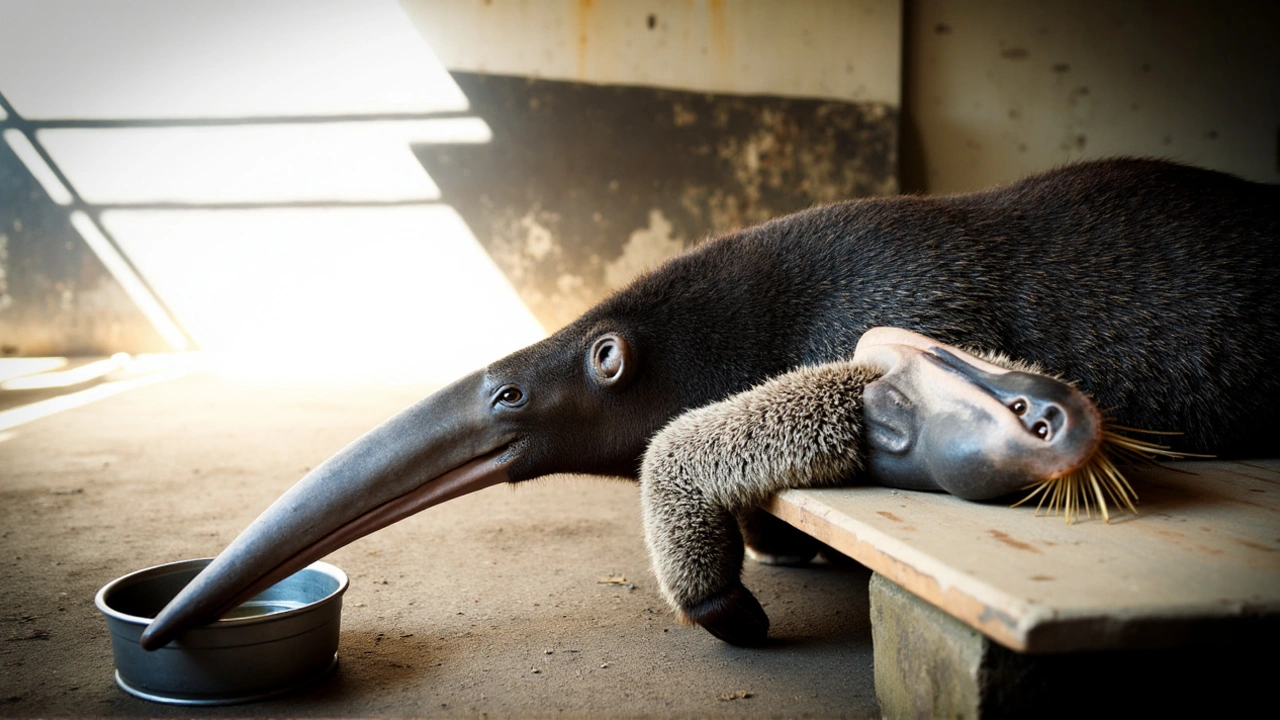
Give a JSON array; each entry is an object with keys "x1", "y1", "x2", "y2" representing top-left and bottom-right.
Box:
[
  {"x1": 1010, "y1": 399, "x2": 1028, "y2": 416},
  {"x1": 1032, "y1": 420, "x2": 1050, "y2": 440},
  {"x1": 497, "y1": 386, "x2": 524, "y2": 406}
]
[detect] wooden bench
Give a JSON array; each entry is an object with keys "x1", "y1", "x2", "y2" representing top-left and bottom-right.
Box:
[{"x1": 764, "y1": 459, "x2": 1280, "y2": 717}]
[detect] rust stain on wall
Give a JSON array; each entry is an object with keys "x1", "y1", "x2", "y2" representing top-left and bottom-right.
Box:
[
  {"x1": 576, "y1": 0, "x2": 593, "y2": 79},
  {"x1": 707, "y1": 0, "x2": 733, "y2": 82}
]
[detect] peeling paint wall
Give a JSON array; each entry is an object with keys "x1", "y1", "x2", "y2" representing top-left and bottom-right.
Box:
[
  {"x1": 902, "y1": 0, "x2": 1280, "y2": 193},
  {"x1": 401, "y1": 2, "x2": 904, "y2": 331},
  {"x1": 416, "y1": 73, "x2": 897, "y2": 330}
]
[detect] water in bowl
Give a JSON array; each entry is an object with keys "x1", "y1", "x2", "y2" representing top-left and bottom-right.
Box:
[{"x1": 219, "y1": 598, "x2": 309, "y2": 620}]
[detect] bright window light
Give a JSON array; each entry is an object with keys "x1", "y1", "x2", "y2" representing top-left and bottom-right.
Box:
[
  {"x1": 0, "y1": 367, "x2": 190, "y2": 433},
  {"x1": 37, "y1": 120, "x2": 491, "y2": 205},
  {"x1": 0, "y1": 0, "x2": 467, "y2": 119},
  {"x1": 0, "y1": 357, "x2": 69, "y2": 383},
  {"x1": 102, "y1": 206, "x2": 546, "y2": 383},
  {"x1": 1, "y1": 0, "x2": 542, "y2": 384},
  {"x1": 69, "y1": 212, "x2": 190, "y2": 351},
  {"x1": 1, "y1": 354, "x2": 131, "y2": 390}
]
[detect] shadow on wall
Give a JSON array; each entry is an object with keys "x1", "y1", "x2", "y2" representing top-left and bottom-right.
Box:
[
  {"x1": 416, "y1": 73, "x2": 899, "y2": 331},
  {"x1": 0, "y1": 0, "x2": 899, "y2": 368},
  {"x1": 0, "y1": 102, "x2": 174, "y2": 357},
  {"x1": 0, "y1": 89, "x2": 545, "y2": 381}
]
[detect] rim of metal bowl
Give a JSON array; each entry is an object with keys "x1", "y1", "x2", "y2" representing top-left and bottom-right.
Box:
[{"x1": 95, "y1": 557, "x2": 349, "y2": 628}]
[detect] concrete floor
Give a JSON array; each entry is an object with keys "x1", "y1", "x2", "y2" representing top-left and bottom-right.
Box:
[{"x1": 0, "y1": 369, "x2": 879, "y2": 718}]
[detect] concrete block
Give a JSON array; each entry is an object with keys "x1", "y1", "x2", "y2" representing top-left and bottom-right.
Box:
[
  {"x1": 869, "y1": 572, "x2": 1276, "y2": 719},
  {"x1": 871, "y1": 572, "x2": 996, "y2": 718}
]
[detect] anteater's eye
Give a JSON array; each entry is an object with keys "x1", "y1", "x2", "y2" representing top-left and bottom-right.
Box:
[
  {"x1": 1010, "y1": 399, "x2": 1028, "y2": 416},
  {"x1": 497, "y1": 386, "x2": 524, "y2": 406}
]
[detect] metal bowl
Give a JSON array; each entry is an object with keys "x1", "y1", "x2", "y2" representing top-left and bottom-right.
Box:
[{"x1": 95, "y1": 558, "x2": 348, "y2": 705}]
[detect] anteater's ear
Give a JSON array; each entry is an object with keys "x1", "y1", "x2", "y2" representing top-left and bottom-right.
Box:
[{"x1": 589, "y1": 333, "x2": 635, "y2": 389}]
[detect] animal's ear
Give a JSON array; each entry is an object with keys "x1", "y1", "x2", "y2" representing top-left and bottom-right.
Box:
[{"x1": 589, "y1": 334, "x2": 635, "y2": 389}]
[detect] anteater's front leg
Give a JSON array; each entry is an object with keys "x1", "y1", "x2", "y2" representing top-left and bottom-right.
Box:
[{"x1": 639, "y1": 361, "x2": 878, "y2": 646}]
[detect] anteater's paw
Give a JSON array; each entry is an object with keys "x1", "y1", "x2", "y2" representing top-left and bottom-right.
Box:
[{"x1": 682, "y1": 582, "x2": 770, "y2": 646}]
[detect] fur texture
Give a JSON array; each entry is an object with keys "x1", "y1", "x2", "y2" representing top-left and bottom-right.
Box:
[
  {"x1": 639, "y1": 343, "x2": 1116, "y2": 629},
  {"x1": 967, "y1": 348, "x2": 1044, "y2": 376},
  {"x1": 503, "y1": 159, "x2": 1277, "y2": 638},
  {"x1": 640, "y1": 360, "x2": 880, "y2": 623},
  {"x1": 621, "y1": 160, "x2": 1277, "y2": 640},
  {"x1": 611, "y1": 160, "x2": 1278, "y2": 643},
  {"x1": 539, "y1": 158, "x2": 1279, "y2": 485}
]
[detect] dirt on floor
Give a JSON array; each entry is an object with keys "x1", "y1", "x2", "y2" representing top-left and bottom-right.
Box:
[{"x1": 0, "y1": 371, "x2": 879, "y2": 718}]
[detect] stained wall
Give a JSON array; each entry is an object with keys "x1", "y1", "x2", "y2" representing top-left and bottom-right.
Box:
[
  {"x1": 901, "y1": 0, "x2": 1280, "y2": 193},
  {"x1": 401, "y1": 0, "x2": 904, "y2": 330}
]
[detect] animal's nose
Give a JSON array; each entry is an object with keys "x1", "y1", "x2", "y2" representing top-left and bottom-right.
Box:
[{"x1": 1012, "y1": 397, "x2": 1064, "y2": 441}]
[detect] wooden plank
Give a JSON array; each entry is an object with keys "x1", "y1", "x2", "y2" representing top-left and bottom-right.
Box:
[
  {"x1": 1226, "y1": 459, "x2": 1280, "y2": 479},
  {"x1": 765, "y1": 460, "x2": 1280, "y2": 653}
]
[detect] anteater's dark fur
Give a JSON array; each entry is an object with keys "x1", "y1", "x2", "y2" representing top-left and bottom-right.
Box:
[
  {"x1": 562, "y1": 158, "x2": 1278, "y2": 645},
  {"x1": 497, "y1": 159, "x2": 1278, "y2": 645},
  {"x1": 542, "y1": 158, "x2": 1279, "y2": 480}
]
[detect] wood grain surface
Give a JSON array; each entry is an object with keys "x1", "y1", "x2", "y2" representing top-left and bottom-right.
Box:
[{"x1": 766, "y1": 460, "x2": 1280, "y2": 653}]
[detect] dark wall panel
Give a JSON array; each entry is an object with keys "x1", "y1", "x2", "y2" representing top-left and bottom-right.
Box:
[{"x1": 416, "y1": 72, "x2": 898, "y2": 330}]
